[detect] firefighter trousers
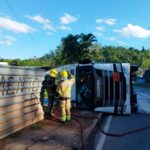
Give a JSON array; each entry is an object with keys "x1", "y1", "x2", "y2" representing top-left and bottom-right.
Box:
[
  {"x1": 45, "y1": 95, "x2": 55, "y2": 117},
  {"x1": 59, "y1": 99, "x2": 71, "y2": 122}
]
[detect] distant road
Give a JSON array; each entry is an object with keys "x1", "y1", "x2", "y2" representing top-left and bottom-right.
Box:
[{"x1": 135, "y1": 87, "x2": 150, "y2": 114}]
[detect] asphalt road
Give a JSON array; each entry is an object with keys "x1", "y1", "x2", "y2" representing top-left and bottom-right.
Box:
[
  {"x1": 96, "y1": 114, "x2": 150, "y2": 150},
  {"x1": 135, "y1": 87, "x2": 150, "y2": 114},
  {"x1": 92, "y1": 87, "x2": 150, "y2": 150}
]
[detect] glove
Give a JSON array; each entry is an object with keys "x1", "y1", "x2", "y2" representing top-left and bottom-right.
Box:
[{"x1": 68, "y1": 72, "x2": 72, "y2": 78}]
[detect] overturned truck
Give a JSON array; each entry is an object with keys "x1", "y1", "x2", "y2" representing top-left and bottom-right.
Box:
[{"x1": 55, "y1": 63, "x2": 138, "y2": 115}]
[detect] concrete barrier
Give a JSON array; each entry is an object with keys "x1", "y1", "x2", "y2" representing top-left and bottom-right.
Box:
[{"x1": 0, "y1": 65, "x2": 45, "y2": 139}]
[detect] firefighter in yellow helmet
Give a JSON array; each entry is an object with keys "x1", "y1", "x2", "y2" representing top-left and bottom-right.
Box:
[
  {"x1": 40, "y1": 69, "x2": 58, "y2": 119},
  {"x1": 56, "y1": 70, "x2": 74, "y2": 122},
  {"x1": 50, "y1": 69, "x2": 58, "y2": 78}
]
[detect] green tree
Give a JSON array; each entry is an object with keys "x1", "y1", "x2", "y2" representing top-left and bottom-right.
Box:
[
  {"x1": 61, "y1": 34, "x2": 80, "y2": 63},
  {"x1": 1, "y1": 33, "x2": 150, "y2": 69},
  {"x1": 60, "y1": 33, "x2": 97, "y2": 63},
  {"x1": 78, "y1": 33, "x2": 97, "y2": 60}
]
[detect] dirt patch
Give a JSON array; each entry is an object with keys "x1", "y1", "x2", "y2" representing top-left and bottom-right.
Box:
[{"x1": 0, "y1": 110, "x2": 100, "y2": 150}]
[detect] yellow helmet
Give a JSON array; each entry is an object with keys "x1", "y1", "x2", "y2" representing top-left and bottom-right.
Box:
[
  {"x1": 50, "y1": 69, "x2": 58, "y2": 77},
  {"x1": 61, "y1": 70, "x2": 68, "y2": 78}
]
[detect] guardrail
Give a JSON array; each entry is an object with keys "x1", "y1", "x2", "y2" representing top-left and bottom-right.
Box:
[{"x1": 0, "y1": 65, "x2": 45, "y2": 139}]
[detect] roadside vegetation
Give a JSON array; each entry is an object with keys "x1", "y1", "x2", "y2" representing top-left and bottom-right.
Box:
[
  {"x1": 0, "y1": 33, "x2": 150, "y2": 69},
  {"x1": 134, "y1": 83, "x2": 150, "y2": 89}
]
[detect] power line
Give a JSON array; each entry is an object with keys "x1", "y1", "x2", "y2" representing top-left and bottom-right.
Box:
[{"x1": 4, "y1": 0, "x2": 42, "y2": 52}]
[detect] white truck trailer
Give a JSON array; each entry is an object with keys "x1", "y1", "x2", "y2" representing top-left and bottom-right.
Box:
[{"x1": 46, "y1": 63, "x2": 138, "y2": 115}]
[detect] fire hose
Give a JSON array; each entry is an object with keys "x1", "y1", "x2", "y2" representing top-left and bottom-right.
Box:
[
  {"x1": 72, "y1": 113, "x2": 150, "y2": 136},
  {"x1": 52, "y1": 109, "x2": 87, "y2": 150},
  {"x1": 48, "y1": 109, "x2": 150, "y2": 150},
  {"x1": 72, "y1": 114, "x2": 150, "y2": 139}
]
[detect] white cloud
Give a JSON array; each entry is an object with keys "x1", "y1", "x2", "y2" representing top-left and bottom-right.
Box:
[
  {"x1": 96, "y1": 19, "x2": 103, "y2": 23},
  {"x1": 107, "y1": 37, "x2": 117, "y2": 41},
  {"x1": 0, "y1": 17, "x2": 35, "y2": 33},
  {"x1": 43, "y1": 24, "x2": 55, "y2": 31},
  {"x1": 105, "y1": 19, "x2": 116, "y2": 25},
  {"x1": 106, "y1": 36, "x2": 128, "y2": 46},
  {"x1": 26, "y1": 14, "x2": 56, "y2": 31},
  {"x1": 60, "y1": 13, "x2": 77, "y2": 24},
  {"x1": 96, "y1": 26, "x2": 105, "y2": 31},
  {"x1": 0, "y1": 35, "x2": 15, "y2": 46},
  {"x1": 96, "y1": 18, "x2": 116, "y2": 25},
  {"x1": 94, "y1": 32, "x2": 103, "y2": 37},
  {"x1": 59, "y1": 25, "x2": 71, "y2": 31},
  {"x1": 114, "y1": 24, "x2": 150, "y2": 38},
  {"x1": 26, "y1": 15, "x2": 50, "y2": 24},
  {"x1": 116, "y1": 40, "x2": 128, "y2": 46}
]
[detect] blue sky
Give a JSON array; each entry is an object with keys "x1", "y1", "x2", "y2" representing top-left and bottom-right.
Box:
[{"x1": 0, "y1": 0, "x2": 150, "y2": 59}]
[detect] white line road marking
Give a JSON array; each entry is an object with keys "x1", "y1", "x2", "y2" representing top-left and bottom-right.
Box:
[{"x1": 96, "y1": 115, "x2": 112, "y2": 150}]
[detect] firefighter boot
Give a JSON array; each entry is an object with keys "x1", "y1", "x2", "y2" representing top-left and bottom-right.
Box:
[
  {"x1": 60, "y1": 115, "x2": 66, "y2": 123},
  {"x1": 66, "y1": 115, "x2": 71, "y2": 122}
]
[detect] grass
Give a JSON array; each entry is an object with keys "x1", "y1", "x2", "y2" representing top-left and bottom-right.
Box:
[
  {"x1": 30, "y1": 122, "x2": 42, "y2": 130},
  {"x1": 133, "y1": 83, "x2": 150, "y2": 89}
]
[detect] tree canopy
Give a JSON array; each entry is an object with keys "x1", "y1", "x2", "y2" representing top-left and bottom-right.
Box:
[{"x1": 1, "y1": 33, "x2": 150, "y2": 68}]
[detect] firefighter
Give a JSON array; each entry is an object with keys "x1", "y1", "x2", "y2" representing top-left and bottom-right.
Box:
[
  {"x1": 40, "y1": 69, "x2": 58, "y2": 119},
  {"x1": 57, "y1": 70, "x2": 74, "y2": 122}
]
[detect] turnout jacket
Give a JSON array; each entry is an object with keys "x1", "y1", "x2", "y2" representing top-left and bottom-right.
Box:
[
  {"x1": 57, "y1": 74, "x2": 74, "y2": 99},
  {"x1": 42, "y1": 74, "x2": 57, "y2": 96}
]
